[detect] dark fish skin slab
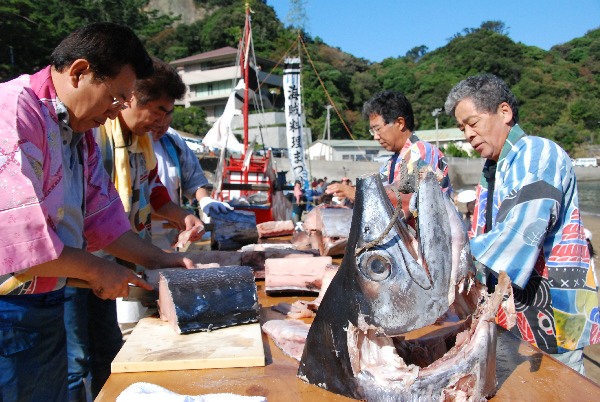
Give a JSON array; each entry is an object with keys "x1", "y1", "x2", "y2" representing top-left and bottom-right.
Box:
[
  {"x1": 298, "y1": 172, "x2": 490, "y2": 401},
  {"x1": 297, "y1": 247, "x2": 366, "y2": 399},
  {"x1": 160, "y1": 266, "x2": 259, "y2": 334}
]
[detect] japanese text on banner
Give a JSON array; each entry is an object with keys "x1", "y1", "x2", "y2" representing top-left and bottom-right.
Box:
[{"x1": 283, "y1": 57, "x2": 309, "y2": 190}]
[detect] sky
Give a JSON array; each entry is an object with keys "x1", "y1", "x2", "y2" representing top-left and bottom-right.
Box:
[{"x1": 266, "y1": 0, "x2": 600, "y2": 63}]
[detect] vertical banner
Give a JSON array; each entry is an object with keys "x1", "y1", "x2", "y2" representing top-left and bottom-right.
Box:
[{"x1": 283, "y1": 57, "x2": 309, "y2": 190}]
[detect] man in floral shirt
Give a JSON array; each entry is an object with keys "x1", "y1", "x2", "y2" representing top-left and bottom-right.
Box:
[
  {"x1": 326, "y1": 90, "x2": 451, "y2": 208},
  {"x1": 0, "y1": 23, "x2": 193, "y2": 401}
]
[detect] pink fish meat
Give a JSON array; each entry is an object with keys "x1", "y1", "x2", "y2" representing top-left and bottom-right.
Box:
[{"x1": 262, "y1": 319, "x2": 311, "y2": 361}]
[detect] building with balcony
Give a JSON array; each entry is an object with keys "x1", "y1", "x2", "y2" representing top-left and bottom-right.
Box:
[{"x1": 170, "y1": 47, "x2": 284, "y2": 122}]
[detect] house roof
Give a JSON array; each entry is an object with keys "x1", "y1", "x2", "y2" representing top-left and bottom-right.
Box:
[
  {"x1": 310, "y1": 140, "x2": 382, "y2": 149},
  {"x1": 309, "y1": 129, "x2": 464, "y2": 150},
  {"x1": 415, "y1": 128, "x2": 464, "y2": 142},
  {"x1": 170, "y1": 46, "x2": 278, "y2": 68},
  {"x1": 171, "y1": 47, "x2": 238, "y2": 65}
]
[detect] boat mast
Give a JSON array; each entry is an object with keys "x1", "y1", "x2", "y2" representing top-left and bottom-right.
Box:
[{"x1": 242, "y1": 3, "x2": 251, "y2": 158}]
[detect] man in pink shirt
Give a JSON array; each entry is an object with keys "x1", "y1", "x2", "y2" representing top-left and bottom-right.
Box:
[{"x1": 0, "y1": 23, "x2": 193, "y2": 401}]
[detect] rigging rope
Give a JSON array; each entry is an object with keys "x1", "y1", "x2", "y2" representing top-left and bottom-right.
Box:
[
  {"x1": 240, "y1": 28, "x2": 377, "y2": 172},
  {"x1": 298, "y1": 35, "x2": 376, "y2": 171},
  {"x1": 258, "y1": 36, "x2": 300, "y2": 90},
  {"x1": 354, "y1": 186, "x2": 404, "y2": 256}
]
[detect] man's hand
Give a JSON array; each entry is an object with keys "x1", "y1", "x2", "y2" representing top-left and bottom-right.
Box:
[
  {"x1": 326, "y1": 183, "x2": 356, "y2": 202},
  {"x1": 87, "y1": 263, "x2": 154, "y2": 300},
  {"x1": 199, "y1": 197, "x2": 233, "y2": 216},
  {"x1": 155, "y1": 251, "x2": 195, "y2": 270},
  {"x1": 155, "y1": 201, "x2": 205, "y2": 235},
  {"x1": 182, "y1": 214, "x2": 205, "y2": 242},
  {"x1": 25, "y1": 245, "x2": 155, "y2": 300},
  {"x1": 103, "y1": 230, "x2": 196, "y2": 270}
]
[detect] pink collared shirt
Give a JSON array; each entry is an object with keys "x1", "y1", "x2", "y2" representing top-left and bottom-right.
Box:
[{"x1": 0, "y1": 67, "x2": 131, "y2": 295}]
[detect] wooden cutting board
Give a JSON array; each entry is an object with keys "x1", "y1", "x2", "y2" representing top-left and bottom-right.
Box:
[{"x1": 111, "y1": 317, "x2": 265, "y2": 373}]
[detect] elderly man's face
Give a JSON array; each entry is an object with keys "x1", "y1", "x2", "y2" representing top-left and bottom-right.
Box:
[
  {"x1": 454, "y1": 98, "x2": 512, "y2": 161},
  {"x1": 69, "y1": 63, "x2": 136, "y2": 133},
  {"x1": 120, "y1": 95, "x2": 174, "y2": 137}
]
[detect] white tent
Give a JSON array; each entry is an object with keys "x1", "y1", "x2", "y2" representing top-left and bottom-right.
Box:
[{"x1": 202, "y1": 79, "x2": 255, "y2": 154}]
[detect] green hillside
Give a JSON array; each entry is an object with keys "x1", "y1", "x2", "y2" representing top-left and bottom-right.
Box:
[{"x1": 2, "y1": 0, "x2": 599, "y2": 155}]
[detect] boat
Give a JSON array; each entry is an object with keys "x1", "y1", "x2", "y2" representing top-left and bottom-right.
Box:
[{"x1": 204, "y1": 3, "x2": 296, "y2": 224}]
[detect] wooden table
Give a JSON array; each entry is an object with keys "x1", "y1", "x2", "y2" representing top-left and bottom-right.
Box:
[{"x1": 97, "y1": 280, "x2": 600, "y2": 401}]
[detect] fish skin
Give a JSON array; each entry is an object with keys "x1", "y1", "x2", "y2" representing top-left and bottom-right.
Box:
[
  {"x1": 159, "y1": 266, "x2": 259, "y2": 334},
  {"x1": 355, "y1": 171, "x2": 454, "y2": 335},
  {"x1": 298, "y1": 171, "x2": 499, "y2": 401},
  {"x1": 442, "y1": 192, "x2": 478, "y2": 306}
]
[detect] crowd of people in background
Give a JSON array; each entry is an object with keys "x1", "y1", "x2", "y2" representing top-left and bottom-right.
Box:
[{"x1": 288, "y1": 176, "x2": 355, "y2": 223}]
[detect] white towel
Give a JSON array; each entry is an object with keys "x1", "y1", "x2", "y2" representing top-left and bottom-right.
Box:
[{"x1": 116, "y1": 382, "x2": 268, "y2": 402}]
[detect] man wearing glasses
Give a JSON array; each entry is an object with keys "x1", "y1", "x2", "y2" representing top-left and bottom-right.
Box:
[
  {"x1": 0, "y1": 24, "x2": 195, "y2": 401},
  {"x1": 63, "y1": 58, "x2": 206, "y2": 401},
  {"x1": 327, "y1": 90, "x2": 451, "y2": 204}
]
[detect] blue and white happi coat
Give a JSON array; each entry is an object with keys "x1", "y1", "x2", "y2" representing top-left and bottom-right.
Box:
[{"x1": 470, "y1": 124, "x2": 599, "y2": 354}]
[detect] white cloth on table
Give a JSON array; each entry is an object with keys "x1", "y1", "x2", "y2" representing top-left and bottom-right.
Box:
[{"x1": 117, "y1": 382, "x2": 268, "y2": 402}]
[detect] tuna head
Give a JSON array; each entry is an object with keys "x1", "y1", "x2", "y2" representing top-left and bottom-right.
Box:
[
  {"x1": 298, "y1": 171, "x2": 497, "y2": 401},
  {"x1": 351, "y1": 171, "x2": 453, "y2": 335}
]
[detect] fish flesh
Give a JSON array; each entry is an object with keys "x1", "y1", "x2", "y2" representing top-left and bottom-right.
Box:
[
  {"x1": 182, "y1": 249, "x2": 319, "y2": 279},
  {"x1": 303, "y1": 207, "x2": 353, "y2": 256},
  {"x1": 240, "y1": 244, "x2": 298, "y2": 251},
  {"x1": 262, "y1": 319, "x2": 310, "y2": 361},
  {"x1": 256, "y1": 220, "x2": 295, "y2": 238},
  {"x1": 158, "y1": 266, "x2": 259, "y2": 335},
  {"x1": 298, "y1": 170, "x2": 514, "y2": 401},
  {"x1": 171, "y1": 222, "x2": 205, "y2": 251},
  {"x1": 270, "y1": 264, "x2": 340, "y2": 319},
  {"x1": 291, "y1": 231, "x2": 311, "y2": 249},
  {"x1": 309, "y1": 231, "x2": 348, "y2": 257},
  {"x1": 265, "y1": 256, "x2": 333, "y2": 293},
  {"x1": 240, "y1": 249, "x2": 320, "y2": 279}
]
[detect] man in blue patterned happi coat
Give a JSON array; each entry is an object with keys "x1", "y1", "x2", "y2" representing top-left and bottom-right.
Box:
[{"x1": 445, "y1": 74, "x2": 600, "y2": 375}]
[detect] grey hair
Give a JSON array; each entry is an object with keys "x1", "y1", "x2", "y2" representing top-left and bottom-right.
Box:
[{"x1": 445, "y1": 74, "x2": 519, "y2": 124}]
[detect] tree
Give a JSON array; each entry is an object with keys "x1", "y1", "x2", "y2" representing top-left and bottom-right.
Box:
[
  {"x1": 350, "y1": 71, "x2": 378, "y2": 109},
  {"x1": 442, "y1": 143, "x2": 472, "y2": 158},
  {"x1": 171, "y1": 106, "x2": 210, "y2": 137},
  {"x1": 447, "y1": 20, "x2": 509, "y2": 43},
  {"x1": 405, "y1": 45, "x2": 428, "y2": 62},
  {"x1": 0, "y1": 0, "x2": 178, "y2": 81},
  {"x1": 480, "y1": 20, "x2": 509, "y2": 35},
  {"x1": 287, "y1": 0, "x2": 309, "y2": 33}
]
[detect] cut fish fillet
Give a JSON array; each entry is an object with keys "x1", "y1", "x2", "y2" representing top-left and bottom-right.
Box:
[
  {"x1": 158, "y1": 266, "x2": 259, "y2": 335},
  {"x1": 262, "y1": 319, "x2": 311, "y2": 361}
]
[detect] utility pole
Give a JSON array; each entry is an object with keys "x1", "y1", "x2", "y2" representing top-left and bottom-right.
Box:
[{"x1": 432, "y1": 108, "x2": 443, "y2": 150}]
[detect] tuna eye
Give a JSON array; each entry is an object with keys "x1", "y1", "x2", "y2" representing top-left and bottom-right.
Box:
[{"x1": 360, "y1": 253, "x2": 392, "y2": 282}]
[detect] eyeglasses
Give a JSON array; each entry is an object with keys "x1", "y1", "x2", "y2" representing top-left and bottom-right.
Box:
[
  {"x1": 369, "y1": 122, "x2": 393, "y2": 136},
  {"x1": 100, "y1": 78, "x2": 128, "y2": 111}
]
